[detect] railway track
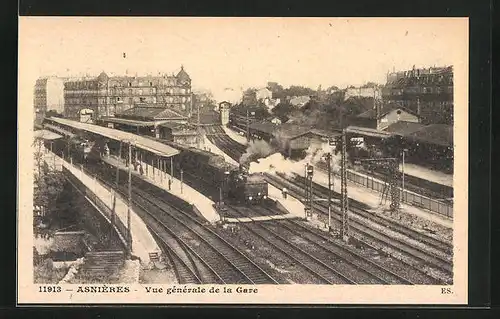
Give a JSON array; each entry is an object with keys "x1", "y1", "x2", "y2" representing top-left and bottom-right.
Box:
[
  {"x1": 266, "y1": 173, "x2": 453, "y2": 280},
  {"x1": 227, "y1": 206, "x2": 359, "y2": 284},
  {"x1": 254, "y1": 206, "x2": 422, "y2": 285},
  {"x1": 205, "y1": 125, "x2": 453, "y2": 283},
  {"x1": 291, "y1": 173, "x2": 453, "y2": 255},
  {"x1": 87, "y1": 162, "x2": 279, "y2": 285}
]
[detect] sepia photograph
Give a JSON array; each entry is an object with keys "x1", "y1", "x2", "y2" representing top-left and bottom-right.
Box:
[{"x1": 18, "y1": 17, "x2": 468, "y2": 304}]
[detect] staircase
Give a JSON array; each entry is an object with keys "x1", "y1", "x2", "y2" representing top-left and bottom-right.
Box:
[{"x1": 80, "y1": 251, "x2": 125, "y2": 282}]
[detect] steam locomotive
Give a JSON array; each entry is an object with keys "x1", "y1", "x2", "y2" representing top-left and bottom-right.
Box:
[{"x1": 169, "y1": 141, "x2": 268, "y2": 204}]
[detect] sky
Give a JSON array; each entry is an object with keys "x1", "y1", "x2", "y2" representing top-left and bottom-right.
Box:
[{"x1": 19, "y1": 17, "x2": 468, "y2": 103}]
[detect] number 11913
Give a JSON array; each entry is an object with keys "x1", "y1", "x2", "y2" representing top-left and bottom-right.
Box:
[{"x1": 39, "y1": 286, "x2": 62, "y2": 293}]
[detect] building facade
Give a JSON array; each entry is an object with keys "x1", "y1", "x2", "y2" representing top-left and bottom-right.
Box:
[
  {"x1": 344, "y1": 86, "x2": 382, "y2": 101},
  {"x1": 256, "y1": 88, "x2": 273, "y2": 101},
  {"x1": 39, "y1": 66, "x2": 192, "y2": 122},
  {"x1": 382, "y1": 65, "x2": 453, "y2": 125},
  {"x1": 351, "y1": 104, "x2": 420, "y2": 130},
  {"x1": 33, "y1": 77, "x2": 65, "y2": 124}
]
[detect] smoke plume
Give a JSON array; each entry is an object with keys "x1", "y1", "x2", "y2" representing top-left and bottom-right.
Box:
[
  {"x1": 239, "y1": 139, "x2": 276, "y2": 166},
  {"x1": 248, "y1": 141, "x2": 341, "y2": 177}
]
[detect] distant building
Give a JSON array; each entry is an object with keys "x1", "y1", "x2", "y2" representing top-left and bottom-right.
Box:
[
  {"x1": 33, "y1": 77, "x2": 65, "y2": 124},
  {"x1": 256, "y1": 88, "x2": 273, "y2": 101},
  {"x1": 344, "y1": 86, "x2": 382, "y2": 101},
  {"x1": 351, "y1": 103, "x2": 420, "y2": 130},
  {"x1": 39, "y1": 66, "x2": 192, "y2": 121},
  {"x1": 289, "y1": 96, "x2": 311, "y2": 107},
  {"x1": 382, "y1": 65, "x2": 453, "y2": 124},
  {"x1": 270, "y1": 117, "x2": 282, "y2": 125},
  {"x1": 219, "y1": 101, "x2": 231, "y2": 125},
  {"x1": 263, "y1": 97, "x2": 280, "y2": 109}
]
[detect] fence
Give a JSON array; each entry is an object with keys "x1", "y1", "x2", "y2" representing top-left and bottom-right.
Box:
[
  {"x1": 62, "y1": 166, "x2": 130, "y2": 251},
  {"x1": 344, "y1": 169, "x2": 453, "y2": 219}
]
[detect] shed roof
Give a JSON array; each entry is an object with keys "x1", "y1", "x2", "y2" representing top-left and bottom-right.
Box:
[
  {"x1": 357, "y1": 103, "x2": 417, "y2": 120},
  {"x1": 383, "y1": 121, "x2": 427, "y2": 136},
  {"x1": 48, "y1": 117, "x2": 180, "y2": 157},
  {"x1": 34, "y1": 129, "x2": 63, "y2": 141},
  {"x1": 43, "y1": 124, "x2": 76, "y2": 138},
  {"x1": 345, "y1": 126, "x2": 395, "y2": 139},
  {"x1": 275, "y1": 123, "x2": 313, "y2": 140},
  {"x1": 308, "y1": 128, "x2": 342, "y2": 139},
  {"x1": 101, "y1": 117, "x2": 156, "y2": 127},
  {"x1": 116, "y1": 106, "x2": 187, "y2": 121},
  {"x1": 405, "y1": 124, "x2": 453, "y2": 147},
  {"x1": 249, "y1": 121, "x2": 278, "y2": 136}
]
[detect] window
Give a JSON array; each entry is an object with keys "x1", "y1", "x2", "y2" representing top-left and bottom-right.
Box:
[
  {"x1": 150, "y1": 82, "x2": 153, "y2": 86},
  {"x1": 117, "y1": 97, "x2": 121, "y2": 101},
  {"x1": 129, "y1": 98, "x2": 133, "y2": 104},
  {"x1": 129, "y1": 89, "x2": 132, "y2": 95},
  {"x1": 396, "y1": 110, "x2": 402, "y2": 115},
  {"x1": 128, "y1": 82, "x2": 132, "y2": 87}
]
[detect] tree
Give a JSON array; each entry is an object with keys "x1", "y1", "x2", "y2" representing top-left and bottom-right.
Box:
[
  {"x1": 33, "y1": 136, "x2": 66, "y2": 229},
  {"x1": 242, "y1": 88, "x2": 257, "y2": 106}
]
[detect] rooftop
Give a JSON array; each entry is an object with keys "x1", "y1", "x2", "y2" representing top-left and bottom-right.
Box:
[
  {"x1": 34, "y1": 129, "x2": 63, "y2": 141},
  {"x1": 357, "y1": 102, "x2": 417, "y2": 120},
  {"x1": 405, "y1": 124, "x2": 453, "y2": 147},
  {"x1": 116, "y1": 106, "x2": 187, "y2": 121},
  {"x1": 48, "y1": 117, "x2": 180, "y2": 157},
  {"x1": 345, "y1": 126, "x2": 394, "y2": 139},
  {"x1": 100, "y1": 117, "x2": 156, "y2": 127},
  {"x1": 383, "y1": 121, "x2": 427, "y2": 136}
]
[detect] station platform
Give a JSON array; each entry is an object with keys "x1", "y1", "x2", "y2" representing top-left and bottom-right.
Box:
[
  {"x1": 222, "y1": 126, "x2": 248, "y2": 146},
  {"x1": 305, "y1": 168, "x2": 453, "y2": 228},
  {"x1": 399, "y1": 163, "x2": 453, "y2": 188},
  {"x1": 224, "y1": 213, "x2": 299, "y2": 223},
  {"x1": 44, "y1": 152, "x2": 161, "y2": 265},
  {"x1": 102, "y1": 155, "x2": 221, "y2": 223},
  {"x1": 203, "y1": 135, "x2": 240, "y2": 166}
]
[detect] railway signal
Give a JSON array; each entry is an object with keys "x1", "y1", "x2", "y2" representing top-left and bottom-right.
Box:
[
  {"x1": 304, "y1": 163, "x2": 314, "y2": 219},
  {"x1": 353, "y1": 157, "x2": 401, "y2": 212},
  {"x1": 340, "y1": 129, "x2": 349, "y2": 242}
]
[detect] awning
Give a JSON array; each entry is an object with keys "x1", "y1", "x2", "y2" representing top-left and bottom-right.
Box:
[
  {"x1": 43, "y1": 124, "x2": 76, "y2": 138},
  {"x1": 101, "y1": 117, "x2": 156, "y2": 127},
  {"x1": 34, "y1": 129, "x2": 63, "y2": 141},
  {"x1": 346, "y1": 126, "x2": 395, "y2": 139}
]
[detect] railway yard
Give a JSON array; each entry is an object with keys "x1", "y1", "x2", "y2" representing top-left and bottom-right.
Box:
[{"x1": 38, "y1": 119, "x2": 454, "y2": 285}]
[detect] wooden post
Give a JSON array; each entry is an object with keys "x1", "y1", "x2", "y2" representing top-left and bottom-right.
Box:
[
  {"x1": 151, "y1": 159, "x2": 155, "y2": 181},
  {"x1": 127, "y1": 141, "x2": 132, "y2": 255},
  {"x1": 116, "y1": 141, "x2": 122, "y2": 186}
]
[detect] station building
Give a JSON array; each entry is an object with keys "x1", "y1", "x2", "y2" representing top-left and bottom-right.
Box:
[
  {"x1": 98, "y1": 104, "x2": 197, "y2": 146},
  {"x1": 36, "y1": 66, "x2": 193, "y2": 122}
]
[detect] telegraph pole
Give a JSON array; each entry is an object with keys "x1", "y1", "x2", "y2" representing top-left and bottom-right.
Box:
[
  {"x1": 340, "y1": 129, "x2": 349, "y2": 242},
  {"x1": 127, "y1": 140, "x2": 132, "y2": 256},
  {"x1": 326, "y1": 152, "x2": 332, "y2": 231},
  {"x1": 246, "y1": 109, "x2": 250, "y2": 143},
  {"x1": 197, "y1": 102, "x2": 202, "y2": 148}
]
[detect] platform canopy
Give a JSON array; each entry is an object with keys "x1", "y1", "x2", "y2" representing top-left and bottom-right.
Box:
[
  {"x1": 34, "y1": 129, "x2": 63, "y2": 141},
  {"x1": 100, "y1": 117, "x2": 156, "y2": 127},
  {"x1": 345, "y1": 126, "x2": 395, "y2": 139},
  {"x1": 43, "y1": 124, "x2": 76, "y2": 138},
  {"x1": 48, "y1": 117, "x2": 180, "y2": 157}
]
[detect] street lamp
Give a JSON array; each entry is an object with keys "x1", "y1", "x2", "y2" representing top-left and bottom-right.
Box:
[
  {"x1": 180, "y1": 168, "x2": 184, "y2": 194},
  {"x1": 219, "y1": 171, "x2": 230, "y2": 222},
  {"x1": 246, "y1": 109, "x2": 256, "y2": 142}
]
